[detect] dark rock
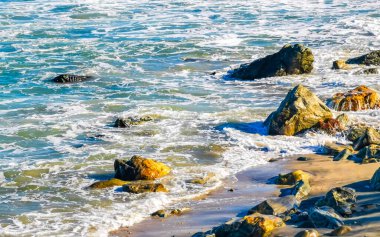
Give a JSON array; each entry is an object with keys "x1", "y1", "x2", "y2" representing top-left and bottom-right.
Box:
[
  {"x1": 122, "y1": 182, "x2": 168, "y2": 193},
  {"x1": 265, "y1": 85, "x2": 332, "y2": 136},
  {"x1": 330, "y1": 225, "x2": 352, "y2": 236},
  {"x1": 280, "y1": 180, "x2": 311, "y2": 201},
  {"x1": 308, "y1": 206, "x2": 344, "y2": 229},
  {"x1": 231, "y1": 44, "x2": 314, "y2": 80},
  {"x1": 114, "y1": 155, "x2": 170, "y2": 181},
  {"x1": 370, "y1": 168, "x2": 380, "y2": 191},
  {"x1": 114, "y1": 115, "x2": 156, "y2": 128},
  {"x1": 356, "y1": 145, "x2": 380, "y2": 163},
  {"x1": 248, "y1": 196, "x2": 298, "y2": 216},
  {"x1": 354, "y1": 68, "x2": 379, "y2": 75},
  {"x1": 323, "y1": 142, "x2": 354, "y2": 156},
  {"x1": 333, "y1": 149, "x2": 352, "y2": 161},
  {"x1": 346, "y1": 50, "x2": 380, "y2": 66},
  {"x1": 295, "y1": 229, "x2": 320, "y2": 237},
  {"x1": 316, "y1": 187, "x2": 356, "y2": 216},
  {"x1": 52, "y1": 74, "x2": 93, "y2": 83},
  {"x1": 353, "y1": 127, "x2": 380, "y2": 150},
  {"x1": 297, "y1": 157, "x2": 310, "y2": 161}
]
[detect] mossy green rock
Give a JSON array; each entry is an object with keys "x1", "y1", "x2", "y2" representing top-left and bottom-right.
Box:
[
  {"x1": 346, "y1": 50, "x2": 380, "y2": 66},
  {"x1": 265, "y1": 85, "x2": 332, "y2": 136},
  {"x1": 231, "y1": 44, "x2": 314, "y2": 80}
]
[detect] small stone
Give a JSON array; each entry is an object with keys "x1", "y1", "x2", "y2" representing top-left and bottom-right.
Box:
[
  {"x1": 332, "y1": 60, "x2": 350, "y2": 70},
  {"x1": 297, "y1": 157, "x2": 310, "y2": 161},
  {"x1": 330, "y1": 225, "x2": 352, "y2": 236},
  {"x1": 295, "y1": 229, "x2": 320, "y2": 237}
]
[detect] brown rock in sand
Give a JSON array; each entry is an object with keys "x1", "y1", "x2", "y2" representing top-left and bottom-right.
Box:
[{"x1": 328, "y1": 85, "x2": 380, "y2": 111}]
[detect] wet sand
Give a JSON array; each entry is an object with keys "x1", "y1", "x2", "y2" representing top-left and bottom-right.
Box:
[{"x1": 111, "y1": 154, "x2": 380, "y2": 237}]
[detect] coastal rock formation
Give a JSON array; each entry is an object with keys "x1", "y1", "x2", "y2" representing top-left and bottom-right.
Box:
[
  {"x1": 265, "y1": 85, "x2": 332, "y2": 136},
  {"x1": 280, "y1": 180, "x2": 311, "y2": 200},
  {"x1": 248, "y1": 196, "x2": 298, "y2": 216},
  {"x1": 328, "y1": 85, "x2": 380, "y2": 111},
  {"x1": 308, "y1": 207, "x2": 344, "y2": 229},
  {"x1": 353, "y1": 127, "x2": 380, "y2": 151},
  {"x1": 88, "y1": 178, "x2": 128, "y2": 189},
  {"x1": 356, "y1": 145, "x2": 380, "y2": 163},
  {"x1": 346, "y1": 125, "x2": 369, "y2": 142},
  {"x1": 52, "y1": 74, "x2": 93, "y2": 83},
  {"x1": 231, "y1": 44, "x2": 314, "y2": 80},
  {"x1": 330, "y1": 225, "x2": 352, "y2": 236},
  {"x1": 275, "y1": 170, "x2": 310, "y2": 185},
  {"x1": 122, "y1": 182, "x2": 168, "y2": 193},
  {"x1": 114, "y1": 156, "x2": 170, "y2": 181},
  {"x1": 316, "y1": 187, "x2": 356, "y2": 216},
  {"x1": 295, "y1": 229, "x2": 320, "y2": 237},
  {"x1": 346, "y1": 50, "x2": 380, "y2": 66},
  {"x1": 193, "y1": 214, "x2": 284, "y2": 237},
  {"x1": 370, "y1": 168, "x2": 380, "y2": 191},
  {"x1": 114, "y1": 115, "x2": 157, "y2": 128}
]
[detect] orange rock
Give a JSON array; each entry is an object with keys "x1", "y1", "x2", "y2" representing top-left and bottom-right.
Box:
[{"x1": 329, "y1": 85, "x2": 380, "y2": 111}]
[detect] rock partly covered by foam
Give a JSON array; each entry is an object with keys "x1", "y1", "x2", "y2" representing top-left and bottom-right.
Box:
[
  {"x1": 308, "y1": 206, "x2": 344, "y2": 229},
  {"x1": 114, "y1": 115, "x2": 159, "y2": 128},
  {"x1": 316, "y1": 187, "x2": 357, "y2": 216},
  {"x1": 231, "y1": 44, "x2": 314, "y2": 80},
  {"x1": 332, "y1": 60, "x2": 350, "y2": 70},
  {"x1": 370, "y1": 168, "x2": 380, "y2": 191},
  {"x1": 193, "y1": 213, "x2": 284, "y2": 237},
  {"x1": 265, "y1": 85, "x2": 332, "y2": 136},
  {"x1": 328, "y1": 85, "x2": 380, "y2": 111},
  {"x1": 114, "y1": 155, "x2": 170, "y2": 181},
  {"x1": 346, "y1": 50, "x2": 380, "y2": 66},
  {"x1": 52, "y1": 74, "x2": 93, "y2": 83},
  {"x1": 88, "y1": 178, "x2": 129, "y2": 189},
  {"x1": 122, "y1": 182, "x2": 168, "y2": 193}
]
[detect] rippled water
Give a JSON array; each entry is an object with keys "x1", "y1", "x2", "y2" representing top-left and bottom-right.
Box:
[{"x1": 0, "y1": 0, "x2": 380, "y2": 236}]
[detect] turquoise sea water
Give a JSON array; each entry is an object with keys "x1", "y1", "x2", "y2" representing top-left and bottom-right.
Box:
[{"x1": 0, "y1": 0, "x2": 380, "y2": 236}]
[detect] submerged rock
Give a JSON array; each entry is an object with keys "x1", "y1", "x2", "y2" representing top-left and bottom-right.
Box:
[
  {"x1": 231, "y1": 44, "x2": 314, "y2": 80},
  {"x1": 248, "y1": 196, "x2": 298, "y2": 216},
  {"x1": 328, "y1": 85, "x2": 380, "y2": 111},
  {"x1": 295, "y1": 229, "x2": 320, "y2": 237},
  {"x1": 316, "y1": 187, "x2": 356, "y2": 216},
  {"x1": 114, "y1": 115, "x2": 156, "y2": 128},
  {"x1": 346, "y1": 50, "x2": 380, "y2": 66},
  {"x1": 354, "y1": 68, "x2": 379, "y2": 75},
  {"x1": 265, "y1": 85, "x2": 332, "y2": 136},
  {"x1": 114, "y1": 155, "x2": 171, "y2": 181},
  {"x1": 370, "y1": 168, "x2": 380, "y2": 191},
  {"x1": 52, "y1": 74, "x2": 93, "y2": 83},
  {"x1": 122, "y1": 182, "x2": 168, "y2": 193},
  {"x1": 88, "y1": 178, "x2": 129, "y2": 189},
  {"x1": 308, "y1": 206, "x2": 344, "y2": 229},
  {"x1": 330, "y1": 225, "x2": 352, "y2": 236},
  {"x1": 353, "y1": 127, "x2": 380, "y2": 151},
  {"x1": 275, "y1": 170, "x2": 310, "y2": 185},
  {"x1": 193, "y1": 213, "x2": 285, "y2": 237}
]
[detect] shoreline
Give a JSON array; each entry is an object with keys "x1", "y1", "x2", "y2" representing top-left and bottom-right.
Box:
[{"x1": 111, "y1": 154, "x2": 380, "y2": 237}]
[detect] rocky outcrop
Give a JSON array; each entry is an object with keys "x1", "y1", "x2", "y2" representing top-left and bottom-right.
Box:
[
  {"x1": 265, "y1": 85, "x2": 333, "y2": 136},
  {"x1": 353, "y1": 127, "x2": 380, "y2": 150},
  {"x1": 88, "y1": 178, "x2": 129, "y2": 189},
  {"x1": 330, "y1": 225, "x2": 352, "y2": 236},
  {"x1": 52, "y1": 74, "x2": 93, "y2": 83},
  {"x1": 122, "y1": 182, "x2": 168, "y2": 193},
  {"x1": 193, "y1": 214, "x2": 284, "y2": 237},
  {"x1": 346, "y1": 50, "x2": 380, "y2": 66},
  {"x1": 327, "y1": 85, "x2": 380, "y2": 111},
  {"x1": 275, "y1": 170, "x2": 310, "y2": 185},
  {"x1": 114, "y1": 156, "x2": 170, "y2": 181},
  {"x1": 114, "y1": 115, "x2": 157, "y2": 128},
  {"x1": 231, "y1": 44, "x2": 314, "y2": 80},
  {"x1": 295, "y1": 229, "x2": 320, "y2": 237},
  {"x1": 370, "y1": 168, "x2": 380, "y2": 191},
  {"x1": 316, "y1": 187, "x2": 356, "y2": 216},
  {"x1": 248, "y1": 196, "x2": 298, "y2": 216},
  {"x1": 308, "y1": 206, "x2": 344, "y2": 229}
]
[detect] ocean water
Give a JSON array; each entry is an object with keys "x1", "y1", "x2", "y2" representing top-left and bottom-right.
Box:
[{"x1": 0, "y1": 0, "x2": 379, "y2": 236}]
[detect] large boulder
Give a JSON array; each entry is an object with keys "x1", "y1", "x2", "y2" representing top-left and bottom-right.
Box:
[
  {"x1": 52, "y1": 74, "x2": 93, "y2": 83},
  {"x1": 280, "y1": 180, "x2": 311, "y2": 201},
  {"x1": 346, "y1": 50, "x2": 380, "y2": 66},
  {"x1": 231, "y1": 44, "x2": 314, "y2": 80},
  {"x1": 370, "y1": 168, "x2": 380, "y2": 191},
  {"x1": 316, "y1": 187, "x2": 356, "y2": 216},
  {"x1": 265, "y1": 85, "x2": 333, "y2": 136},
  {"x1": 193, "y1": 214, "x2": 285, "y2": 237},
  {"x1": 308, "y1": 207, "x2": 344, "y2": 229},
  {"x1": 275, "y1": 170, "x2": 310, "y2": 185},
  {"x1": 327, "y1": 85, "x2": 380, "y2": 111},
  {"x1": 248, "y1": 196, "x2": 298, "y2": 216},
  {"x1": 122, "y1": 182, "x2": 168, "y2": 193},
  {"x1": 114, "y1": 155, "x2": 171, "y2": 181},
  {"x1": 353, "y1": 127, "x2": 380, "y2": 151}
]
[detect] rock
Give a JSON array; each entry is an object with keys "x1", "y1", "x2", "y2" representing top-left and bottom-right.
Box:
[
  {"x1": 354, "y1": 68, "x2": 379, "y2": 75},
  {"x1": 330, "y1": 225, "x2": 352, "y2": 236},
  {"x1": 323, "y1": 142, "x2": 354, "y2": 156},
  {"x1": 308, "y1": 206, "x2": 344, "y2": 229},
  {"x1": 295, "y1": 229, "x2": 320, "y2": 237},
  {"x1": 346, "y1": 50, "x2": 380, "y2": 66},
  {"x1": 52, "y1": 74, "x2": 93, "y2": 83},
  {"x1": 231, "y1": 44, "x2": 314, "y2": 80},
  {"x1": 353, "y1": 127, "x2": 380, "y2": 150},
  {"x1": 333, "y1": 149, "x2": 352, "y2": 161},
  {"x1": 370, "y1": 168, "x2": 380, "y2": 191},
  {"x1": 151, "y1": 208, "x2": 191, "y2": 218},
  {"x1": 316, "y1": 187, "x2": 356, "y2": 216},
  {"x1": 265, "y1": 85, "x2": 333, "y2": 136},
  {"x1": 114, "y1": 156, "x2": 171, "y2": 181},
  {"x1": 122, "y1": 182, "x2": 168, "y2": 193},
  {"x1": 280, "y1": 180, "x2": 311, "y2": 201},
  {"x1": 328, "y1": 85, "x2": 380, "y2": 111},
  {"x1": 335, "y1": 114, "x2": 350, "y2": 129},
  {"x1": 197, "y1": 213, "x2": 285, "y2": 237},
  {"x1": 332, "y1": 60, "x2": 350, "y2": 70},
  {"x1": 297, "y1": 157, "x2": 310, "y2": 161},
  {"x1": 114, "y1": 115, "x2": 156, "y2": 128},
  {"x1": 346, "y1": 125, "x2": 369, "y2": 142},
  {"x1": 88, "y1": 178, "x2": 129, "y2": 189},
  {"x1": 317, "y1": 118, "x2": 344, "y2": 134},
  {"x1": 248, "y1": 196, "x2": 298, "y2": 216},
  {"x1": 356, "y1": 145, "x2": 380, "y2": 163},
  {"x1": 275, "y1": 170, "x2": 310, "y2": 185}
]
